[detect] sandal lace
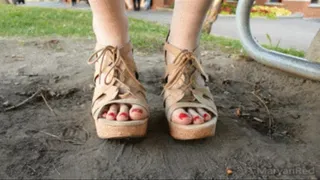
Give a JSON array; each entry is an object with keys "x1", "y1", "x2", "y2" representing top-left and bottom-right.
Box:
[
  {"x1": 88, "y1": 46, "x2": 144, "y2": 97},
  {"x1": 163, "y1": 50, "x2": 208, "y2": 96}
]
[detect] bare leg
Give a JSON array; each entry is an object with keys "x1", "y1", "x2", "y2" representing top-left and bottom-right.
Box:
[
  {"x1": 90, "y1": 0, "x2": 129, "y2": 47},
  {"x1": 89, "y1": 0, "x2": 147, "y2": 121},
  {"x1": 125, "y1": 0, "x2": 134, "y2": 10},
  {"x1": 168, "y1": 0, "x2": 213, "y2": 125}
]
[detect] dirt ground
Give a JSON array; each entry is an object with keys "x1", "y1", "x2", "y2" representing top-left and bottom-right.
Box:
[{"x1": 0, "y1": 38, "x2": 319, "y2": 179}]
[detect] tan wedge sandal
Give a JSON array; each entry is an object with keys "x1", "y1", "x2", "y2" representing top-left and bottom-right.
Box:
[
  {"x1": 162, "y1": 41, "x2": 218, "y2": 140},
  {"x1": 88, "y1": 42, "x2": 149, "y2": 139}
]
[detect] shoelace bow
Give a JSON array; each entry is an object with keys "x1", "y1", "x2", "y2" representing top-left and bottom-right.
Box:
[
  {"x1": 162, "y1": 50, "x2": 208, "y2": 96},
  {"x1": 88, "y1": 46, "x2": 144, "y2": 96}
]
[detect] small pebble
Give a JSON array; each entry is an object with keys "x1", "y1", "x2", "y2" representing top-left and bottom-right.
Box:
[
  {"x1": 49, "y1": 91, "x2": 56, "y2": 97},
  {"x1": 89, "y1": 84, "x2": 95, "y2": 90},
  {"x1": 3, "y1": 101, "x2": 10, "y2": 107},
  {"x1": 16, "y1": 92, "x2": 26, "y2": 96}
]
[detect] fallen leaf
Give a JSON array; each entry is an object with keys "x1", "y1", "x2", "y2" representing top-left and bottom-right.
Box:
[
  {"x1": 49, "y1": 39, "x2": 60, "y2": 44},
  {"x1": 226, "y1": 168, "x2": 233, "y2": 175},
  {"x1": 236, "y1": 108, "x2": 241, "y2": 117}
]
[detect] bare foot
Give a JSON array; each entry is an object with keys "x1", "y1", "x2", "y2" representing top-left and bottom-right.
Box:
[
  {"x1": 166, "y1": 49, "x2": 213, "y2": 125},
  {"x1": 97, "y1": 74, "x2": 148, "y2": 121}
]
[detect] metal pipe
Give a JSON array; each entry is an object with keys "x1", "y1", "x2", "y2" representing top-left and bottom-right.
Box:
[{"x1": 236, "y1": 0, "x2": 320, "y2": 81}]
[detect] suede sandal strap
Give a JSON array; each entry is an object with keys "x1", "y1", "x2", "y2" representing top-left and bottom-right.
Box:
[
  {"x1": 88, "y1": 42, "x2": 149, "y2": 120},
  {"x1": 162, "y1": 41, "x2": 218, "y2": 120}
]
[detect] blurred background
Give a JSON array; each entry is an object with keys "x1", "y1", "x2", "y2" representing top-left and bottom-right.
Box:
[{"x1": 1, "y1": 0, "x2": 319, "y2": 53}]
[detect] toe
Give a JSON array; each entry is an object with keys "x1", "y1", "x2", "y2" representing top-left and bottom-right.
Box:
[
  {"x1": 105, "y1": 104, "x2": 118, "y2": 120},
  {"x1": 196, "y1": 108, "x2": 211, "y2": 121},
  {"x1": 129, "y1": 105, "x2": 147, "y2": 120},
  {"x1": 188, "y1": 108, "x2": 205, "y2": 124},
  {"x1": 116, "y1": 104, "x2": 129, "y2": 121},
  {"x1": 171, "y1": 109, "x2": 192, "y2": 125},
  {"x1": 101, "y1": 109, "x2": 108, "y2": 118}
]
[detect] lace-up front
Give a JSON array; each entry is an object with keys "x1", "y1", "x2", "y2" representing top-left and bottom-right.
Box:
[
  {"x1": 163, "y1": 49, "x2": 208, "y2": 93},
  {"x1": 88, "y1": 42, "x2": 149, "y2": 121},
  {"x1": 88, "y1": 46, "x2": 122, "y2": 85},
  {"x1": 162, "y1": 42, "x2": 218, "y2": 121},
  {"x1": 88, "y1": 45, "x2": 145, "y2": 98}
]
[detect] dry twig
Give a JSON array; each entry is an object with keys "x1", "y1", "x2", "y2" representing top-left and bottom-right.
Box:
[
  {"x1": 253, "y1": 117, "x2": 264, "y2": 123},
  {"x1": 40, "y1": 92, "x2": 57, "y2": 116},
  {"x1": 27, "y1": 165, "x2": 36, "y2": 173},
  {"x1": 52, "y1": 164, "x2": 60, "y2": 176},
  {"x1": 114, "y1": 143, "x2": 126, "y2": 162},
  {"x1": 4, "y1": 90, "x2": 41, "y2": 111},
  {"x1": 4, "y1": 88, "x2": 58, "y2": 116},
  {"x1": 40, "y1": 131, "x2": 61, "y2": 139},
  {"x1": 39, "y1": 131, "x2": 85, "y2": 145},
  {"x1": 251, "y1": 92, "x2": 273, "y2": 131}
]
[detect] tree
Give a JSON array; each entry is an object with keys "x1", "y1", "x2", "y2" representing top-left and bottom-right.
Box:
[
  {"x1": 202, "y1": 0, "x2": 223, "y2": 34},
  {"x1": 306, "y1": 30, "x2": 320, "y2": 63}
]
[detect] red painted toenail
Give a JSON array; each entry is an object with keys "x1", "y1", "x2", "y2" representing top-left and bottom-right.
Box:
[
  {"x1": 132, "y1": 109, "x2": 143, "y2": 114},
  {"x1": 203, "y1": 114, "x2": 208, "y2": 118},
  {"x1": 179, "y1": 113, "x2": 189, "y2": 119},
  {"x1": 108, "y1": 112, "x2": 116, "y2": 117},
  {"x1": 193, "y1": 116, "x2": 200, "y2": 121},
  {"x1": 102, "y1": 112, "x2": 108, "y2": 118},
  {"x1": 120, "y1": 112, "x2": 128, "y2": 117}
]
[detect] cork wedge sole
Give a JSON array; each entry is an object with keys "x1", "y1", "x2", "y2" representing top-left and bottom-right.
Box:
[
  {"x1": 94, "y1": 118, "x2": 148, "y2": 139},
  {"x1": 168, "y1": 117, "x2": 217, "y2": 140}
]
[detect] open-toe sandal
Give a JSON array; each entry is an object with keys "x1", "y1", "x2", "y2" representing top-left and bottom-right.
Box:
[
  {"x1": 162, "y1": 41, "x2": 218, "y2": 140},
  {"x1": 88, "y1": 42, "x2": 149, "y2": 139}
]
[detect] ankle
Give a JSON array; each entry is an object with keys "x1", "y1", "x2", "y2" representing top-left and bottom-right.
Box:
[
  {"x1": 165, "y1": 39, "x2": 199, "y2": 64},
  {"x1": 167, "y1": 34, "x2": 199, "y2": 52},
  {"x1": 93, "y1": 19, "x2": 129, "y2": 47},
  {"x1": 166, "y1": 53, "x2": 175, "y2": 64}
]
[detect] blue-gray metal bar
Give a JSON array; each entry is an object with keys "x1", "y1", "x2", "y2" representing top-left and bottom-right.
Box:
[{"x1": 236, "y1": 0, "x2": 320, "y2": 81}]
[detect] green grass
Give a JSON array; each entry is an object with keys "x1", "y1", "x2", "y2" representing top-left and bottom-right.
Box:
[{"x1": 0, "y1": 4, "x2": 304, "y2": 57}]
